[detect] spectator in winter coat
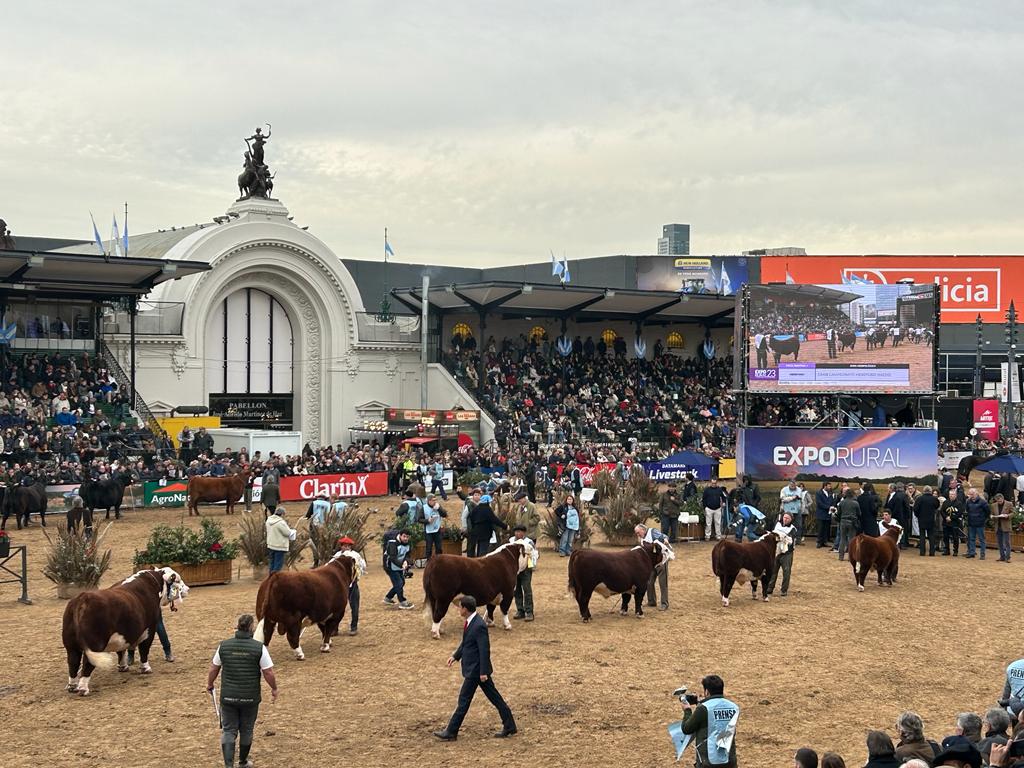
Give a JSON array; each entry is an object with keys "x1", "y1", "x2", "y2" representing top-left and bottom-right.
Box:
[
  {"x1": 701, "y1": 479, "x2": 728, "y2": 541},
  {"x1": 965, "y1": 487, "x2": 990, "y2": 559},
  {"x1": 858, "y1": 482, "x2": 880, "y2": 537},
  {"x1": 815, "y1": 482, "x2": 838, "y2": 548},
  {"x1": 468, "y1": 495, "x2": 507, "y2": 558},
  {"x1": 836, "y1": 489, "x2": 861, "y2": 561},
  {"x1": 913, "y1": 486, "x2": 941, "y2": 556}
]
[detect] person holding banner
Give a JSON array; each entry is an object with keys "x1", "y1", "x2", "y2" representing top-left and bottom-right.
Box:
[
  {"x1": 206, "y1": 614, "x2": 278, "y2": 768},
  {"x1": 680, "y1": 674, "x2": 739, "y2": 767}
]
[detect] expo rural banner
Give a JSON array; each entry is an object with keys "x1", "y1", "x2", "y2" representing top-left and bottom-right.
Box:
[
  {"x1": 737, "y1": 428, "x2": 938, "y2": 485},
  {"x1": 760, "y1": 255, "x2": 1024, "y2": 323},
  {"x1": 143, "y1": 471, "x2": 389, "y2": 507}
]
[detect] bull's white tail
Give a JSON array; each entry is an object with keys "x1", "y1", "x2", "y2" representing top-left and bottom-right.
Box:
[
  {"x1": 84, "y1": 650, "x2": 116, "y2": 671},
  {"x1": 253, "y1": 619, "x2": 265, "y2": 644},
  {"x1": 854, "y1": 561, "x2": 862, "y2": 574},
  {"x1": 422, "y1": 595, "x2": 433, "y2": 622}
]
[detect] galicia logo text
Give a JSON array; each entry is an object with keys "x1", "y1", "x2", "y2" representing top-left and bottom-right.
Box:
[{"x1": 772, "y1": 446, "x2": 907, "y2": 469}]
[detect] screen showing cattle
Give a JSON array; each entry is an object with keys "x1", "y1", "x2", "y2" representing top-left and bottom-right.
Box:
[{"x1": 745, "y1": 283, "x2": 936, "y2": 393}]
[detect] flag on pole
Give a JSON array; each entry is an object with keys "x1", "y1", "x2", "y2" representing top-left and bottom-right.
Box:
[
  {"x1": 785, "y1": 270, "x2": 795, "y2": 285},
  {"x1": 560, "y1": 254, "x2": 570, "y2": 284},
  {"x1": 385, "y1": 239, "x2": 395, "y2": 260},
  {"x1": 719, "y1": 264, "x2": 732, "y2": 295},
  {"x1": 122, "y1": 206, "x2": 129, "y2": 257},
  {"x1": 90, "y1": 212, "x2": 105, "y2": 255},
  {"x1": 551, "y1": 250, "x2": 564, "y2": 278},
  {"x1": 112, "y1": 215, "x2": 123, "y2": 258}
]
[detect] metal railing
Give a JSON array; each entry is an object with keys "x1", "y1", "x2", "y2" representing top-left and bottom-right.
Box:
[
  {"x1": 101, "y1": 301, "x2": 185, "y2": 336},
  {"x1": 355, "y1": 312, "x2": 421, "y2": 344},
  {"x1": 97, "y1": 340, "x2": 166, "y2": 438}
]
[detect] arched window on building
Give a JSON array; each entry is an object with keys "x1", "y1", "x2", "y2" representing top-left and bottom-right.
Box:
[
  {"x1": 601, "y1": 329, "x2": 618, "y2": 346},
  {"x1": 528, "y1": 326, "x2": 548, "y2": 343},
  {"x1": 667, "y1": 331, "x2": 685, "y2": 349},
  {"x1": 452, "y1": 322, "x2": 473, "y2": 340},
  {"x1": 204, "y1": 288, "x2": 293, "y2": 394}
]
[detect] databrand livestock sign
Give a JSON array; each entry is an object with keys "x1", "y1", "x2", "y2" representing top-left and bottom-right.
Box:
[
  {"x1": 759, "y1": 255, "x2": 1021, "y2": 323},
  {"x1": 737, "y1": 428, "x2": 938, "y2": 484}
]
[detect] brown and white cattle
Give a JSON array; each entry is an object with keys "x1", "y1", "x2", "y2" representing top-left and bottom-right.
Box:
[
  {"x1": 62, "y1": 567, "x2": 188, "y2": 696},
  {"x1": 254, "y1": 551, "x2": 355, "y2": 659},
  {"x1": 711, "y1": 533, "x2": 779, "y2": 606},
  {"x1": 422, "y1": 542, "x2": 533, "y2": 638},
  {"x1": 187, "y1": 468, "x2": 250, "y2": 516},
  {"x1": 848, "y1": 525, "x2": 902, "y2": 591},
  {"x1": 567, "y1": 541, "x2": 674, "y2": 622}
]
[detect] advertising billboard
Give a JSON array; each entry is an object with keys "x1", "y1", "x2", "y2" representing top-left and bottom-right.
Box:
[
  {"x1": 738, "y1": 428, "x2": 938, "y2": 485},
  {"x1": 759, "y1": 255, "x2": 1024, "y2": 323},
  {"x1": 636, "y1": 256, "x2": 749, "y2": 295},
  {"x1": 745, "y1": 283, "x2": 936, "y2": 394},
  {"x1": 973, "y1": 399, "x2": 1000, "y2": 440},
  {"x1": 142, "y1": 472, "x2": 389, "y2": 507}
]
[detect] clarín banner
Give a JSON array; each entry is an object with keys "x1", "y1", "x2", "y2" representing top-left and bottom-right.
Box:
[
  {"x1": 143, "y1": 472, "x2": 389, "y2": 507},
  {"x1": 738, "y1": 428, "x2": 938, "y2": 485}
]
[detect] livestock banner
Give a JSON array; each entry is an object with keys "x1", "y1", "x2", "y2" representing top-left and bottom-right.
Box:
[
  {"x1": 973, "y1": 399, "x2": 1000, "y2": 440},
  {"x1": 642, "y1": 455, "x2": 717, "y2": 482},
  {"x1": 738, "y1": 428, "x2": 938, "y2": 484},
  {"x1": 759, "y1": 255, "x2": 1024, "y2": 323}
]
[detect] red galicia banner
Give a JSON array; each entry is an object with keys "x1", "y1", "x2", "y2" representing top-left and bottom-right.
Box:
[
  {"x1": 279, "y1": 472, "x2": 388, "y2": 501},
  {"x1": 972, "y1": 399, "x2": 1000, "y2": 441},
  {"x1": 555, "y1": 463, "x2": 618, "y2": 485},
  {"x1": 760, "y1": 255, "x2": 1024, "y2": 323}
]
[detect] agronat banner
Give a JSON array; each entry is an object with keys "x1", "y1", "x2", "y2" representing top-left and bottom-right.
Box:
[
  {"x1": 738, "y1": 428, "x2": 938, "y2": 484},
  {"x1": 759, "y1": 255, "x2": 1024, "y2": 323},
  {"x1": 143, "y1": 472, "x2": 389, "y2": 507}
]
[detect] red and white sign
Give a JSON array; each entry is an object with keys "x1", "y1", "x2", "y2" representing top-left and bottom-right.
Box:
[
  {"x1": 555, "y1": 463, "x2": 618, "y2": 486},
  {"x1": 279, "y1": 472, "x2": 388, "y2": 500},
  {"x1": 972, "y1": 399, "x2": 1000, "y2": 440},
  {"x1": 760, "y1": 256, "x2": 1023, "y2": 323}
]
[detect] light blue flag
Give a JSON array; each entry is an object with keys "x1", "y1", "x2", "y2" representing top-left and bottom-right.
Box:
[
  {"x1": 719, "y1": 264, "x2": 732, "y2": 295},
  {"x1": 667, "y1": 720, "x2": 692, "y2": 761},
  {"x1": 551, "y1": 250, "x2": 564, "y2": 277},
  {"x1": 122, "y1": 213, "x2": 129, "y2": 257},
  {"x1": 385, "y1": 239, "x2": 395, "y2": 259},
  {"x1": 561, "y1": 255, "x2": 570, "y2": 284},
  {"x1": 90, "y1": 212, "x2": 105, "y2": 255},
  {"x1": 112, "y1": 215, "x2": 123, "y2": 257},
  {"x1": 785, "y1": 270, "x2": 795, "y2": 284}
]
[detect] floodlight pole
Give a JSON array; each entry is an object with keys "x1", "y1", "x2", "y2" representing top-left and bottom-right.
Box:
[
  {"x1": 129, "y1": 296, "x2": 137, "y2": 411},
  {"x1": 1007, "y1": 302, "x2": 1018, "y2": 435}
]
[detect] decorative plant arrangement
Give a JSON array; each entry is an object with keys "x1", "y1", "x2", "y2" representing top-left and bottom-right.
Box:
[
  {"x1": 133, "y1": 518, "x2": 238, "y2": 586},
  {"x1": 42, "y1": 522, "x2": 113, "y2": 599},
  {"x1": 237, "y1": 511, "x2": 308, "y2": 577}
]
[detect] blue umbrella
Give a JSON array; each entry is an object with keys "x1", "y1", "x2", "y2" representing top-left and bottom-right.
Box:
[{"x1": 975, "y1": 455, "x2": 1024, "y2": 474}]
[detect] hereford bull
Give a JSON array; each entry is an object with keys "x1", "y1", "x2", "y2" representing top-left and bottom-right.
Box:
[
  {"x1": 253, "y1": 551, "x2": 356, "y2": 659},
  {"x1": 187, "y1": 468, "x2": 249, "y2": 516},
  {"x1": 79, "y1": 468, "x2": 135, "y2": 521},
  {"x1": 422, "y1": 542, "x2": 534, "y2": 638},
  {"x1": 768, "y1": 335, "x2": 800, "y2": 364},
  {"x1": 2, "y1": 480, "x2": 48, "y2": 529},
  {"x1": 711, "y1": 532, "x2": 780, "y2": 606},
  {"x1": 567, "y1": 541, "x2": 674, "y2": 622},
  {"x1": 848, "y1": 524, "x2": 902, "y2": 591},
  {"x1": 62, "y1": 566, "x2": 188, "y2": 696}
]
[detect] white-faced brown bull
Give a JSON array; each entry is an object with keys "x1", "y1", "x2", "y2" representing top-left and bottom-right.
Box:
[
  {"x1": 848, "y1": 524, "x2": 902, "y2": 591},
  {"x1": 711, "y1": 532, "x2": 780, "y2": 606},
  {"x1": 567, "y1": 541, "x2": 674, "y2": 622}
]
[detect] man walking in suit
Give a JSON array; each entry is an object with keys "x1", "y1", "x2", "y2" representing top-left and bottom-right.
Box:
[{"x1": 434, "y1": 596, "x2": 517, "y2": 741}]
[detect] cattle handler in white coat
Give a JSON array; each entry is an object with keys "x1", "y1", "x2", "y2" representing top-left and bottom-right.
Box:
[{"x1": 635, "y1": 524, "x2": 672, "y2": 610}]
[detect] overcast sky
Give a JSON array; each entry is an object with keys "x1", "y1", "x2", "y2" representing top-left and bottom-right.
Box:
[{"x1": 4, "y1": 1, "x2": 1023, "y2": 265}]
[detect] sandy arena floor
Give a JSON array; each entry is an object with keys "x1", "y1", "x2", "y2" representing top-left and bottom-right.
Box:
[{"x1": 0, "y1": 494, "x2": 1018, "y2": 767}]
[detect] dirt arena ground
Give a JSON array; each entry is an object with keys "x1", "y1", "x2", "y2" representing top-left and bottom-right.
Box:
[
  {"x1": 0, "y1": 493, "x2": 1018, "y2": 767},
  {"x1": 748, "y1": 336, "x2": 933, "y2": 392}
]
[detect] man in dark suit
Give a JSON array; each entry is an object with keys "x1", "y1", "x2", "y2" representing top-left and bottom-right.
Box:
[
  {"x1": 434, "y1": 596, "x2": 517, "y2": 741},
  {"x1": 814, "y1": 481, "x2": 838, "y2": 548}
]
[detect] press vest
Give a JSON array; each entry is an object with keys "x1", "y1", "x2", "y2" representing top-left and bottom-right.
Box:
[
  {"x1": 704, "y1": 696, "x2": 740, "y2": 765},
  {"x1": 218, "y1": 632, "x2": 264, "y2": 705},
  {"x1": 309, "y1": 498, "x2": 330, "y2": 525},
  {"x1": 1007, "y1": 659, "x2": 1024, "y2": 698}
]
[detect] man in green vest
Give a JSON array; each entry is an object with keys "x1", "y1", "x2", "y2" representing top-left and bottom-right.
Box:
[
  {"x1": 680, "y1": 674, "x2": 739, "y2": 767},
  {"x1": 206, "y1": 614, "x2": 278, "y2": 768}
]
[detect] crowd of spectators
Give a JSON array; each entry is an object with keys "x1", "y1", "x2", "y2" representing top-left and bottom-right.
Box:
[
  {"x1": 443, "y1": 333, "x2": 736, "y2": 460},
  {"x1": 789, "y1": 702, "x2": 1024, "y2": 767},
  {"x1": 748, "y1": 301, "x2": 853, "y2": 336}
]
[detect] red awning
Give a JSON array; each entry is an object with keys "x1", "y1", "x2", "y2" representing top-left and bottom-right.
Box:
[{"x1": 401, "y1": 436, "x2": 438, "y2": 445}]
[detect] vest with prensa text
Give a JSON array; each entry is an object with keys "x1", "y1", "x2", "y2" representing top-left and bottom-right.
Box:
[
  {"x1": 704, "y1": 696, "x2": 739, "y2": 765},
  {"x1": 1007, "y1": 660, "x2": 1024, "y2": 699},
  {"x1": 218, "y1": 632, "x2": 264, "y2": 705}
]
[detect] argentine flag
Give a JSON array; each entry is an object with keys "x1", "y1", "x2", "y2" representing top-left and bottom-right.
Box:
[
  {"x1": 719, "y1": 264, "x2": 732, "y2": 295},
  {"x1": 385, "y1": 240, "x2": 395, "y2": 260},
  {"x1": 90, "y1": 212, "x2": 105, "y2": 256},
  {"x1": 112, "y1": 215, "x2": 124, "y2": 258},
  {"x1": 551, "y1": 250, "x2": 564, "y2": 278},
  {"x1": 560, "y1": 254, "x2": 570, "y2": 284}
]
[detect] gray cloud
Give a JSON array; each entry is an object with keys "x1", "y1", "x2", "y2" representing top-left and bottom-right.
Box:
[{"x1": 3, "y1": 1, "x2": 1022, "y2": 264}]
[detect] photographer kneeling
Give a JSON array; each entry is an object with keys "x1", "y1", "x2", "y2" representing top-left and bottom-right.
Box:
[{"x1": 680, "y1": 674, "x2": 739, "y2": 767}]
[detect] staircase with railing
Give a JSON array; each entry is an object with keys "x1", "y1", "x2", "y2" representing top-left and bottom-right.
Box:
[{"x1": 97, "y1": 340, "x2": 166, "y2": 438}]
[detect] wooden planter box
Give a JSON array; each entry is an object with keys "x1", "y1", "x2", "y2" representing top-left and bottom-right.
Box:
[
  {"x1": 984, "y1": 530, "x2": 1024, "y2": 551},
  {"x1": 137, "y1": 559, "x2": 234, "y2": 586},
  {"x1": 412, "y1": 539, "x2": 465, "y2": 564},
  {"x1": 56, "y1": 583, "x2": 96, "y2": 600}
]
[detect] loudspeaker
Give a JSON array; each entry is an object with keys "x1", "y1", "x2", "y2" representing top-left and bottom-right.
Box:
[{"x1": 933, "y1": 398, "x2": 972, "y2": 439}]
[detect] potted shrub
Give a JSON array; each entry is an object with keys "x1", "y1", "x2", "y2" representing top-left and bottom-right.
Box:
[
  {"x1": 457, "y1": 469, "x2": 488, "y2": 493},
  {"x1": 0, "y1": 529, "x2": 9, "y2": 559},
  {"x1": 306, "y1": 505, "x2": 371, "y2": 566},
  {"x1": 42, "y1": 523, "x2": 113, "y2": 599},
  {"x1": 237, "y1": 511, "x2": 308, "y2": 579},
  {"x1": 133, "y1": 518, "x2": 238, "y2": 586},
  {"x1": 591, "y1": 488, "x2": 652, "y2": 546}
]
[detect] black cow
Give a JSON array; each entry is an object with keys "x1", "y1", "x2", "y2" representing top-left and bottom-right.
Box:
[
  {"x1": 838, "y1": 331, "x2": 856, "y2": 352},
  {"x1": 768, "y1": 335, "x2": 800, "y2": 364},
  {"x1": 79, "y1": 469, "x2": 135, "y2": 521},
  {"x1": 2, "y1": 481, "x2": 48, "y2": 529}
]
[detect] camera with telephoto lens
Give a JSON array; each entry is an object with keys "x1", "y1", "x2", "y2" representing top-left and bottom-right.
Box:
[{"x1": 672, "y1": 686, "x2": 699, "y2": 705}]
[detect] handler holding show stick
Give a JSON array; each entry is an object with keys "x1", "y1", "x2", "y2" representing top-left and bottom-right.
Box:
[{"x1": 206, "y1": 614, "x2": 278, "y2": 768}]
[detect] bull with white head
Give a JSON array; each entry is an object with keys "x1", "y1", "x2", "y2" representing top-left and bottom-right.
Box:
[{"x1": 62, "y1": 567, "x2": 189, "y2": 696}]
